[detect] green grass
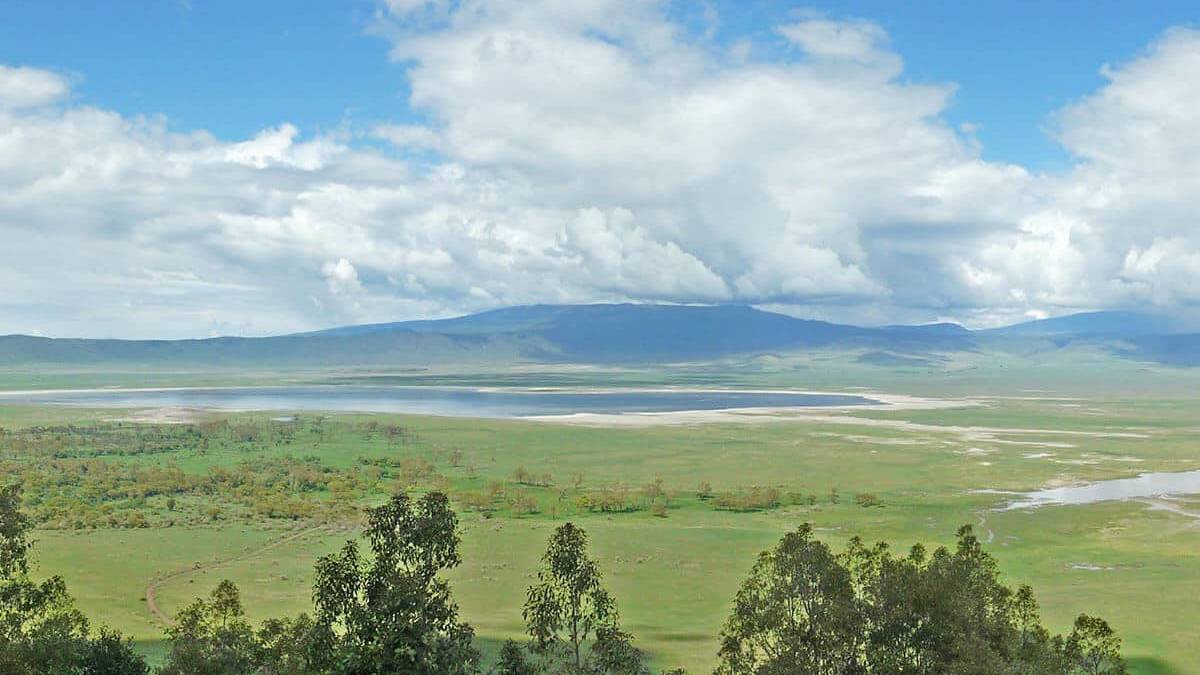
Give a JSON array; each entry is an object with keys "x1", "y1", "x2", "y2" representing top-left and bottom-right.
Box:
[{"x1": 11, "y1": 382, "x2": 1200, "y2": 673}]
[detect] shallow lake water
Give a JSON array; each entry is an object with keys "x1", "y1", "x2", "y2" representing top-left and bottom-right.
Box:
[
  {"x1": 1004, "y1": 469, "x2": 1200, "y2": 509},
  {"x1": 0, "y1": 386, "x2": 879, "y2": 418}
]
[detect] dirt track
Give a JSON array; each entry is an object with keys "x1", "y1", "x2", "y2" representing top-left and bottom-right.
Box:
[{"x1": 144, "y1": 525, "x2": 325, "y2": 626}]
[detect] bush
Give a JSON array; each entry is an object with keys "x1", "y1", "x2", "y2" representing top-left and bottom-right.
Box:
[
  {"x1": 854, "y1": 492, "x2": 881, "y2": 508},
  {"x1": 713, "y1": 486, "x2": 781, "y2": 512},
  {"x1": 507, "y1": 490, "x2": 540, "y2": 516}
]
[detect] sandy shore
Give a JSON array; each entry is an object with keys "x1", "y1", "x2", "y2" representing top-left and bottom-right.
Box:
[{"x1": 524, "y1": 391, "x2": 977, "y2": 427}]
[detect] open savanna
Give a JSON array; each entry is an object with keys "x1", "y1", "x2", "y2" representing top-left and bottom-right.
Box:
[{"x1": 6, "y1": 390, "x2": 1199, "y2": 674}]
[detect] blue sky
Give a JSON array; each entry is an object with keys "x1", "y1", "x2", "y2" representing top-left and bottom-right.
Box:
[
  {"x1": 4, "y1": 1, "x2": 1193, "y2": 169},
  {"x1": 1, "y1": 1, "x2": 1199, "y2": 337}
]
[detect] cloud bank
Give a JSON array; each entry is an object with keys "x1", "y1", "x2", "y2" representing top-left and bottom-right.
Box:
[{"x1": 1, "y1": 1, "x2": 1198, "y2": 337}]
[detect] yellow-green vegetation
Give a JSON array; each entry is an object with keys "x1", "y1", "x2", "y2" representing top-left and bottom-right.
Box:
[{"x1": 5, "y1": 390, "x2": 1199, "y2": 674}]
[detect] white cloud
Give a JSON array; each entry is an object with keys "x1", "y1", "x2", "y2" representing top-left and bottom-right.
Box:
[
  {"x1": 0, "y1": 65, "x2": 69, "y2": 109},
  {"x1": 322, "y1": 258, "x2": 364, "y2": 296},
  {"x1": 1, "y1": 8, "x2": 1200, "y2": 337},
  {"x1": 777, "y1": 18, "x2": 890, "y2": 62},
  {"x1": 372, "y1": 123, "x2": 441, "y2": 149},
  {"x1": 222, "y1": 123, "x2": 343, "y2": 170}
]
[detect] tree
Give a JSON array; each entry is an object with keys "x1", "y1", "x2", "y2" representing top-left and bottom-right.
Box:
[
  {"x1": 82, "y1": 628, "x2": 151, "y2": 675},
  {"x1": 524, "y1": 522, "x2": 644, "y2": 674},
  {"x1": 719, "y1": 524, "x2": 1119, "y2": 675},
  {"x1": 0, "y1": 484, "x2": 148, "y2": 675},
  {"x1": 254, "y1": 614, "x2": 321, "y2": 675},
  {"x1": 311, "y1": 490, "x2": 478, "y2": 675},
  {"x1": 716, "y1": 523, "x2": 863, "y2": 675},
  {"x1": 1066, "y1": 615, "x2": 1127, "y2": 675},
  {"x1": 587, "y1": 626, "x2": 648, "y2": 675},
  {"x1": 0, "y1": 571, "x2": 92, "y2": 675},
  {"x1": 847, "y1": 525, "x2": 1070, "y2": 674},
  {"x1": 160, "y1": 580, "x2": 258, "y2": 675},
  {"x1": 495, "y1": 640, "x2": 536, "y2": 675},
  {"x1": 0, "y1": 483, "x2": 34, "y2": 580}
]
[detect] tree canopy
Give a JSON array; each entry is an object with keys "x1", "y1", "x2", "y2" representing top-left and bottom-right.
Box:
[{"x1": 718, "y1": 524, "x2": 1126, "y2": 675}]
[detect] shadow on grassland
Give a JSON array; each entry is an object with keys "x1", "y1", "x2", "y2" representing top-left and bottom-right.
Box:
[
  {"x1": 137, "y1": 636, "x2": 517, "y2": 671},
  {"x1": 137, "y1": 636, "x2": 1172, "y2": 674},
  {"x1": 1128, "y1": 656, "x2": 1185, "y2": 675}
]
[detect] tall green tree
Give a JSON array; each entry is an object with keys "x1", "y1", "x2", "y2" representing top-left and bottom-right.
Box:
[
  {"x1": 311, "y1": 490, "x2": 478, "y2": 675},
  {"x1": 716, "y1": 523, "x2": 863, "y2": 675},
  {"x1": 1065, "y1": 615, "x2": 1127, "y2": 675},
  {"x1": 523, "y1": 522, "x2": 645, "y2": 675},
  {"x1": 0, "y1": 483, "x2": 33, "y2": 579},
  {"x1": 848, "y1": 526, "x2": 1069, "y2": 674},
  {"x1": 718, "y1": 524, "x2": 1120, "y2": 675},
  {"x1": 160, "y1": 579, "x2": 259, "y2": 675}
]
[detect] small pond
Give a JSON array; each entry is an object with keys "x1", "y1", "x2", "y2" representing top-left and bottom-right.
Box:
[{"x1": 1004, "y1": 469, "x2": 1200, "y2": 509}]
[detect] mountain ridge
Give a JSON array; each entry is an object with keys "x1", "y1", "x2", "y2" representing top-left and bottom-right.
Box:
[{"x1": 1, "y1": 304, "x2": 1194, "y2": 368}]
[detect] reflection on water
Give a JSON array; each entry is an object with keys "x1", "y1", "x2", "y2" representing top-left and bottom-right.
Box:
[
  {"x1": 0, "y1": 386, "x2": 878, "y2": 418},
  {"x1": 1004, "y1": 469, "x2": 1200, "y2": 509}
]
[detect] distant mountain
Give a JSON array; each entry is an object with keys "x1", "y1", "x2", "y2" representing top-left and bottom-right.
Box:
[
  {"x1": 983, "y1": 310, "x2": 1182, "y2": 339},
  {"x1": 1121, "y1": 333, "x2": 1200, "y2": 367},
  {"x1": 0, "y1": 331, "x2": 529, "y2": 368},
  {"x1": 2, "y1": 304, "x2": 1198, "y2": 369},
  {"x1": 0, "y1": 304, "x2": 971, "y2": 368},
  {"x1": 298, "y1": 304, "x2": 978, "y2": 361}
]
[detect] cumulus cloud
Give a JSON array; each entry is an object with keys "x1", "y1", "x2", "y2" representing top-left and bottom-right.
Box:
[
  {"x1": 953, "y1": 27, "x2": 1200, "y2": 320},
  {"x1": 0, "y1": 65, "x2": 69, "y2": 109},
  {"x1": 1, "y1": 3, "x2": 1199, "y2": 337},
  {"x1": 323, "y1": 258, "x2": 364, "y2": 295}
]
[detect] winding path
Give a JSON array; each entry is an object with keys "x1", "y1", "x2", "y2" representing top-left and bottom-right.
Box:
[{"x1": 144, "y1": 525, "x2": 326, "y2": 626}]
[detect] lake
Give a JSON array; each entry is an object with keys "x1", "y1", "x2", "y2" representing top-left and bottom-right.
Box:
[{"x1": 0, "y1": 386, "x2": 879, "y2": 418}]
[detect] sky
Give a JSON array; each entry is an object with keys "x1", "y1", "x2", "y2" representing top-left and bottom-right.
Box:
[{"x1": 1, "y1": 0, "x2": 1198, "y2": 338}]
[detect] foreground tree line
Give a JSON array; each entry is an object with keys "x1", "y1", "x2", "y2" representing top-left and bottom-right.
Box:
[{"x1": 1, "y1": 483, "x2": 1126, "y2": 674}]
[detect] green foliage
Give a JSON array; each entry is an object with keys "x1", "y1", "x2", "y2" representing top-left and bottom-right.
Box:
[
  {"x1": 495, "y1": 640, "x2": 536, "y2": 675},
  {"x1": 82, "y1": 628, "x2": 151, "y2": 675},
  {"x1": 0, "y1": 485, "x2": 148, "y2": 675},
  {"x1": 716, "y1": 523, "x2": 862, "y2": 675},
  {"x1": 718, "y1": 524, "x2": 1120, "y2": 675},
  {"x1": 523, "y1": 522, "x2": 645, "y2": 674},
  {"x1": 1066, "y1": 615, "x2": 1127, "y2": 675},
  {"x1": 160, "y1": 580, "x2": 319, "y2": 675},
  {"x1": 0, "y1": 483, "x2": 32, "y2": 577},
  {"x1": 253, "y1": 614, "x2": 321, "y2": 675},
  {"x1": 160, "y1": 580, "x2": 259, "y2": 675},
  {"x1": 310, "y1": 491, "x2": 478, "y2": 675},
  {"x1": 0, "y1": 420, "x2": 440, "y2": 530}
]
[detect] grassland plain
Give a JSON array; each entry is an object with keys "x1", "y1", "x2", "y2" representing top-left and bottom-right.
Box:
[{"x1": 3, "y1": 374, "x2": 1198, "y2": 675}]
